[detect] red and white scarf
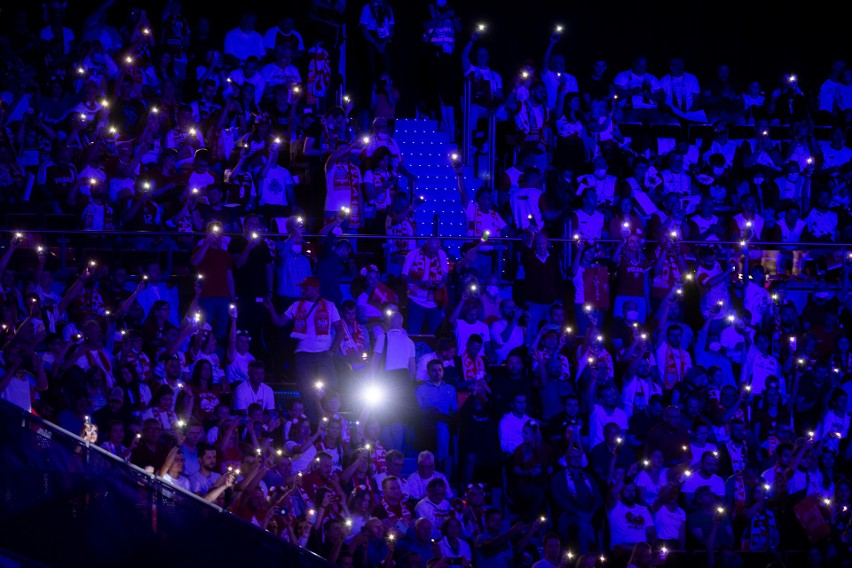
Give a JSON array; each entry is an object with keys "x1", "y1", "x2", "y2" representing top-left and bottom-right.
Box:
[
  {"x1": 733, "y1": 473, "x2": 747, "y2": 508},
  {"x1": 380, "y1": 496, "x2": 411, "y2": 524},
  {"x1": 340, "y1": 322, "x2": 366, "y2": 357},
  {"x1": 386, "y1": 215, "x2": 417, "y2": 255},
  {"x1": 85, "y1": 348, "x2": 114, "y2": 386},
  {"x1": 369, "y1": 441, "x2": 387, "y2": 473},
  {"x1": 407, "y1": 251, "x2": 445, "y2": 303},
  {"x1": 770, "y1": 465, "x2": 788, "y2": 496},
  {"x1": 306, "y1": 46, "x2": 331, "y2": 104},
  {"x1": 369, "y1": 169, "x2": 394, "y2": 210},
  {"x1": 461, "y1": 351, "x2": 486, "y2": 382},
  {"x1": 291, "y1": 299, "x2": 331, "y2": 339},
  {"x1": 122, "y1": 350, "x2": 151, "y2": 382},
  {"x1": 466, "y1": 202, "x2": 503, "y2": 237},
  {"x1": 78, "y1": 288, "x2": 105, "y2": 318},
  {"x1": 536, "y1": 348, "x2": 571, "y2": 381},
  {"x1": 662, "y1": 344, "x2": 688, "y2": 390},
  {"x1": 150, "y1": 406, "x2": 178, "y2": 430},
  {"x1": 329, "y1": 162, "x2": 362, "y2": 222},
  {"x1": 725, "y1": 440, "x2": 747, "y2": 474}
]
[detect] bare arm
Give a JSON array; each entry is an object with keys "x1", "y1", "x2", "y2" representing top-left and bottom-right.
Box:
[{"x1": 264, "y1": 299, "x2": 292, "y2": 328}]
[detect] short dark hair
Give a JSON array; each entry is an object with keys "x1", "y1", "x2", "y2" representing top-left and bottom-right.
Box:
[
  {"x1": 198, "y1": 442, "x2": 215, "y2": 457},
  {"x1": 381, "y1": 475, "x2": 400, "y2": 489},
  {"x1": 435, "y1": 337, "x2": 454, "y2": 352}
]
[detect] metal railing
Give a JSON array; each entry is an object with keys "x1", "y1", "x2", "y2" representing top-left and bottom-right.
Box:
[
  {"x1": 0, "y1": 399, "x2": 331, "y2": 568},
  {"x1": 462, "y1": 76, "x2": 472, "y2": 166},
  {"x1": 460, "y1": 74, "x2": 497, "y2": 181},
  {"x1": 2, "y1": 229, "x2": 849, "y2": 284}
]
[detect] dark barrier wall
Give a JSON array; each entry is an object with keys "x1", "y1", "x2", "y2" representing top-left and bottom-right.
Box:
[{"x1": 0, "y1": 400, "x2": 332, "y2": 568}]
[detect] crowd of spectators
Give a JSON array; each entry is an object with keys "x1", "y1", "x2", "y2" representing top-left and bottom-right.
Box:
[{"x1": 3, "y1": 1, "x2": 852, "y2": 568}]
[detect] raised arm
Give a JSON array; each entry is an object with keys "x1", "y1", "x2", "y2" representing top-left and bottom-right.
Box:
[
  {"x1": 453, "y1": 161, "x2": 469, "y2": 206},
  {"x1": 263, "y1": 298, "x2": 292, "y2": 328},
  {"x1": 226, "y1": 304, "x2": 237, "y2": 363}
]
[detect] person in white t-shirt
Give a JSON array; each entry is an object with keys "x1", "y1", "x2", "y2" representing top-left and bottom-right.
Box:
[
  {"x1": 588, "y1": 385, "x2": 630, "y2": 449},
  {"x1": 607, "y1": 479, "x2": 656, "y2": 550},
  {"x1": 414, "y1": 478, "x2": 453, "y2": 540},
  {"x1": 402, "y1": 238, "x2": 449, "y2": 335},
  {"x1": 225, "y1": 307, "x2": 255, "y2": 385},
  {"x1": 681, "y1": 451, "x2": 726, "y2": 508},
  {"x1": 837, "y1": 69, "x2": 852, "y2": 119},
  {"x1": 266, "y1": 275, "x2": 343, "y2": 421},
  {"x1": 695, "y1": 246, "x2": 730, "y2": 318},
  {"x1": 575, "y1": 157, "x2": 617, "y2": 208},
  {"x1": 406, "y1": 450, "x2": 454, "y2": 500},
  {"x1": 531, "y1": 533, "x2": 563, "y2": 568},
  {"x1": 740, "y1": 333, "x2": 783, "y2": 396},
  {"x1": 460, "y1": 31, "x2": 507, "y2": 156},
  {"x1": 803, "y1": 187, "x2": 839, "y2": 242},
  {"x1": 541, "y1": 32, "x2": 579, "y2": 113},
  {"x1": 261, "y1": 44, "x2": 302, "y2": 90},
  {"x1": 818, "y1": 127, "x2": 852, "y2": 173},
  {"x1": 360, "y1": 0, "x2": 395, "y2": 82},
  {"x1": 569, "y1": 188, "x2": 606, "y2": 243},
  {"x1": 449, "y1": 293, "x2": 490, "y2": 356},
  {"x1": 263, "y1": 15, "x2": 305, "y2": 58},
  {"x1": 159, "y1": 447, "x2": 192, "y2": 492},
  {"x1": 817, "y1": 60, "x2": 846, "y2": 115},
  {"x1": 224, "y1": 12, "x2": 266, "y2": 66},
  {"x1": 224, "y1": 56, "x2": 267, "y2": 105},
  {"x1": 652, "y1": 482, "x2": 687, "y2": 549},
  {"x1": 660, "y1": 57, "x2": 701, "y2": 114},
  {"x1": 372, "y1": 310, "x2": 416, "y2": 378},
  {"x1": 256, "y1": 142, "x2": 295, "y2": 215},
  {"x1": 508, "y1": 167, "x2": 549, "y2": 232},
  {"x1": 233, "y1": 360, "x2": 275, "y2": 414},
  {"x1": 613, "y1": 55, "x2": 666, "y2": 124},
  {"x1": 498, "y1": 394, "x2": 532, "y2": 455},
  {"x1": 743, "y1": 266, "x2": 771, "y2": 327},
  {"x1": 490, "y1": 299, "x2": 526, "y2": 364}
]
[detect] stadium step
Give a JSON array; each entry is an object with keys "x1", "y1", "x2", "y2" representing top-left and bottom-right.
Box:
[{"x1": 393, "y1": 118, "x2": 486, "y2": 257}]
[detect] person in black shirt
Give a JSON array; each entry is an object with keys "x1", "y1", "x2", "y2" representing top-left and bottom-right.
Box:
[
  {"x1": 546, "y1": 394, "x2": 586, "y2": 456},
  {"x1": 489, "y1": 348, "x2": 536, "y2": 417},
  {"x1": 458, "y1": 381, "x2": 501, "y2": 488},
  {"x1": 316, "y1": 231, "x2": 354, "y2": 307},
  {"x1": 519, "y1": 230, "x2": 564, "y2": 344},
  {"x1": 581, "y1": 58, "x2": 613, "y2": 109},
  {"x1": 199, "y1": 183, "x2": 241, "y2": 233},
  {"x1": 228, "y1": 214, "x2": 274, "y2": 350}
]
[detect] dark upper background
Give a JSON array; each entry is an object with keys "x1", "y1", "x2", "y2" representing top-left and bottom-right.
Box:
[{"x1": 9, "y1": 0, "x2": 846, "y2": 116}]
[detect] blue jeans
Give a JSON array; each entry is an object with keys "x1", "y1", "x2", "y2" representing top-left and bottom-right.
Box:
[
  {"x1": 407, "y1": 301, "x2": 443, "y2": 335},
  {"x1": 198, "y1": 297, "x2": 231, "y2": 341}
]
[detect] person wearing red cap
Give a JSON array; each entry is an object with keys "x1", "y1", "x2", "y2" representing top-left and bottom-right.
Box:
[{"x1": 266, "y1": 274, "x2": 343, "y2": 421}]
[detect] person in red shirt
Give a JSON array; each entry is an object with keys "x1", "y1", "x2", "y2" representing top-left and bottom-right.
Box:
[
  {"x1": 299, "y1": 452, "x2": 345, "y2": 519},
  {"x1": 190, "y1": 221, "x2": 235, "y2": 341}
]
